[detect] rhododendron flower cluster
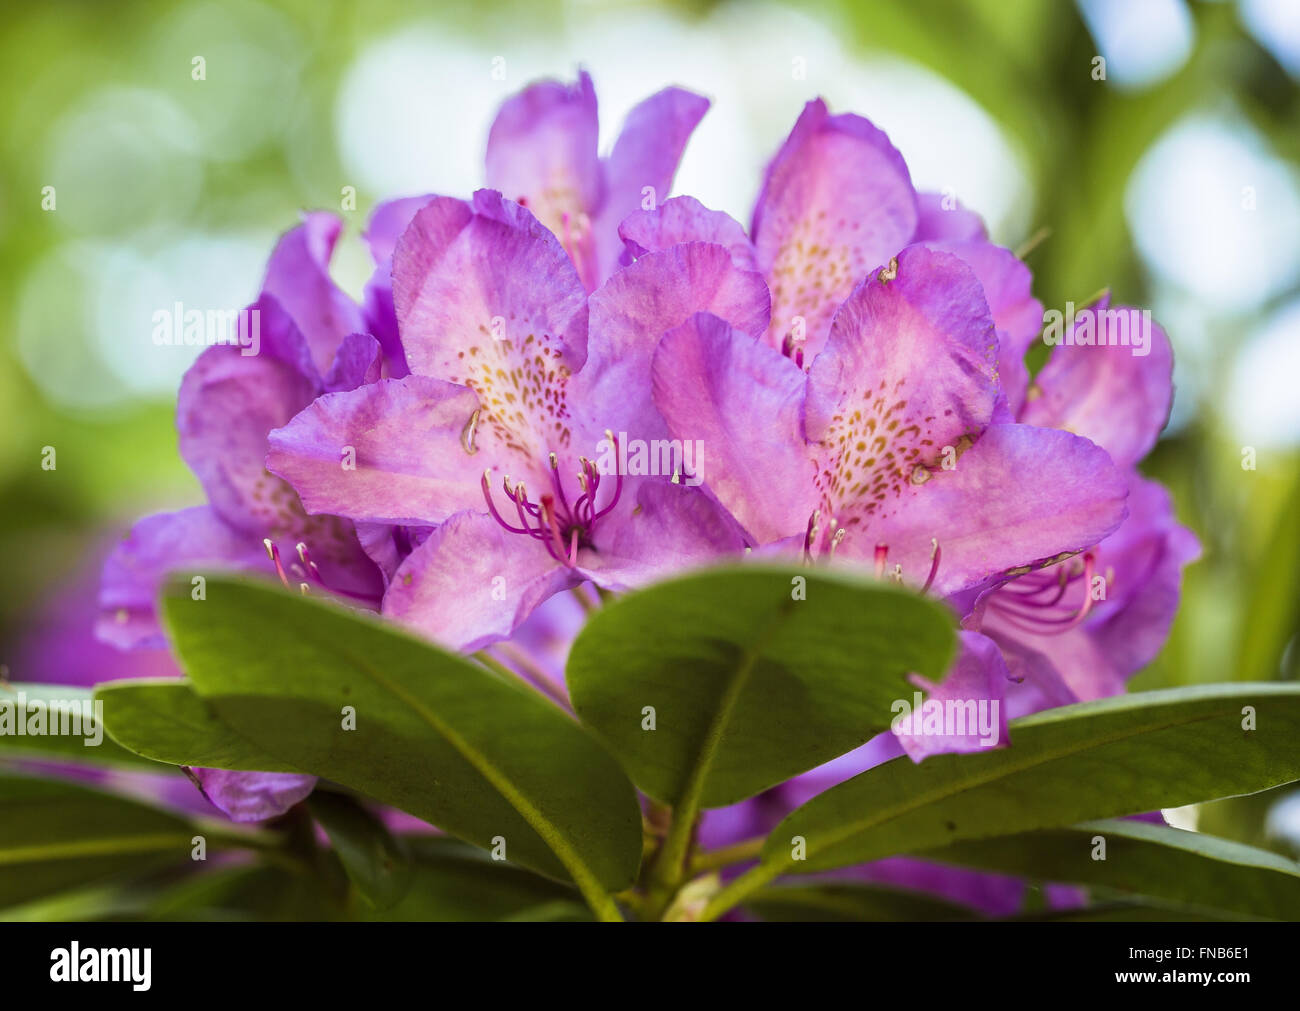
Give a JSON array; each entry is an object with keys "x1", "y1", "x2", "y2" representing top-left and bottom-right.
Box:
[{"x1": 87, "y1": 71, "x2": 1199, "y2": 919}]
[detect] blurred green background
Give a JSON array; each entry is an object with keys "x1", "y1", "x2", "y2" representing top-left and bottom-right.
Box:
[{"x1": 1, "y1": 0, "x2": 1298, "y2": 848}]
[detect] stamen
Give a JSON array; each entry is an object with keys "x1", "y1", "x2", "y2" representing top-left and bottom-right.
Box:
[
  {"x1": 539, "y1": 495, "x2": 571, "y2": 567},
  {"x1": 548, "y1": 452, "x2": 573, "y2": 516},
  {"x1": 874, "y1": 543, "x2": 888, "y2": 579},
  {"x1": 481, "y1": 469, "x2": 532, "y2": 535},
  {"x1": 591, "y1": 431, "x2": 624, "y2": 521},
  {"x1": 803, "y1": 509, "x2": 821, "y2": 560},
  {"x1": 781, "y1": 331, "x2": 806, "y2": 370},
  {"x1": 989, "y1": 552, "x2": 1098, "y2": 635},
  {"x1": 479, "y1": 441, "x2": 627, "y2": 564},
  {"x1": 921, "y1": 538, "x2": 941, "y2": 594},
  {"x1": 460, "y1": 409, "x2": 480, "y2": 455},
  {"x1": 295, "y1": 542, "x2": 322, "y2": 583},
  {"x1": 264, "y1": 538, "x2": 290, "y2": 588}
]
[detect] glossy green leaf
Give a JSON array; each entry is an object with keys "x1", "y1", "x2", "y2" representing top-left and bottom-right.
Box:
[
  {"x1": 0, "y1": 774, "x2": 197, "y2": 909},
  {"x1": 0, "y1": 683, "x2": 161, "y2": 769},
  {"x1": 367, "y1": 836, "x2": 590, "y2": 922},
  {"x1": 307, "y1": 790, "x2": 411, "y2": 911},
  {"x1": 926, "y1": 818, "x2": 1300, "y2": 920},
  {"x1": 1013, "y1": 901, "x2": 1222, "y2": 922},
  {"x1": 745, "y1": 882, "x2": 979, "y2": 922},
  {"x1": 160, "y1": 575, "x2": 642, "y2": 903},
  {"x1": 96, "y1": 678, "x2": 301, "y2": 772},
  {"x1": 567, "y1": 565, "x2": 957, "y2": 808},
  {"x1": 761, "y1": 684, "x2": 1300, "y2": 875}
]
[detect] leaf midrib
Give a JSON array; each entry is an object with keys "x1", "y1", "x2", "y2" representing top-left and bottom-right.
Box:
[
  {"x1": 318, "y1": 638, "x2": 614, "y2": 901},
  {"x1": 770, "y1": 705, "x2": 1241, "y2": 869},
  {"x1": 0, "y1": 834, "x2": 195, "y2": 865}
]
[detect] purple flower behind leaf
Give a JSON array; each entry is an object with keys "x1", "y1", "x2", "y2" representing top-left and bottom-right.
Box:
[
  {"x1": 98, "y1": 218, "x2": 387, "y2": 650},
  {"x1": 637, "y1": 95, "x2": 1195, "y2": 760},
  {"x1": 95, "y1": 213, "x2": 401, "y2": 821},
  {"x1": 971, "y1": 307, "x2": 1202, "y2": 709}
]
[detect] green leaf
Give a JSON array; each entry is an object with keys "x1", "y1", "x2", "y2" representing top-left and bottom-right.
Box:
[
  {"x1": 745, "y1": 882, "x2": 979, "y2": 922},
  {"x1": 307, "y1": 790, "x2": 411, "y2": 911},
  {"x1": 146, "y1": 864, "x2": 344, "y2": 922},
  {"x1": 925, "y1": 818, "x2": 1300, "y2": 921},
  {"x1": 567, "y1": 565, "x2": 956, "y2": 808},
  {"x1": 160, "y1": 575, "x2": 642, "y2": 907},
  {"x1": 1235, "y1": 469, "x2": 1300, "y2": 682},
  {"x1": 0, "y1": 683, "x2": 163, "y2": 769},
  {"x1": 759, "y1": 683, "x2": 1300, "y2": 876},
  {"x1": 367, "y1": 836, "x2": 590, "y2": 922},
  {"x1": 96, "y1": 678, "x2": 301, "y2": 772},
  {"x1": 1013, "y1": 901, "x2": 1222, "y2": 922},
  {"x1": 0, "y1": 774, "x2": 198, "y2": 909}
]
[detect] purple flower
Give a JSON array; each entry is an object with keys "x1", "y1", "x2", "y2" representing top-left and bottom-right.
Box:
[
  {"x1": 484, "y1": 69, "x2": 709, "y2": 291},
  {"x1": 654, "y1": 96, "x2": 1197, "y2": 911},
  {"x1": 621, "y1": 98, "x2": 1042, "y2": 378},
  {"x1": 652, "y1": 245, "x2": 1128, "y2": 597},
  {"x1": 95, "y1": 213, "x2": 398, "y2": 821},
  {"x1": 637, "y1": 98, "x2": 1204, "y2": 762},
  {"x1": 15, "y1": 544, "x2": 311, "y2": 822},
  {"x1": 358, "y1": 70, "x2": 709, "y2": 374},
  {"x1": 98, "y1": 214, "x2": 387, "y2": 653},
  {"x1": 972, "y1": 301, "x2": 1202, "y2": 710},
  {"x1": 267, "y1": 189, "x2": 759, "y2": 650}
]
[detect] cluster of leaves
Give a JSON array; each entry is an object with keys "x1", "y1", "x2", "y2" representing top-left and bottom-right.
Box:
[{"x1": 4, "y1": 567, "x2": 1300, "y2": 921}]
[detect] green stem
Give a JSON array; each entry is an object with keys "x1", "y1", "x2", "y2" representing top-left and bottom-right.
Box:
[
  {"x1": 689, "y1": 835, "x2": 764, "y2": 875},
  {"x1": 496, "y1": 643, "x2": 572, "y2": 710},
  {"x1": 645, "y1": 647, "x2": 765, "y2": 917},
  {"x1": 475, "y1": 649, "x2": 571, "y2": 712},
  {"x1": 1014, "y1": 225, "x2": 1050, "y2": 260},
  {"x1": 698, "y1": 861, "x2": 783, "y2": 922},
  {"x1": 583, "y1": 889, "x2": 626, "y2": 922}
]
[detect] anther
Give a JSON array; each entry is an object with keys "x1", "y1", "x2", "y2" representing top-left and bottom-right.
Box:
[
  {"x1": 803, "y1": 509, "x2": 822, "y2": 559},
  {"x1": 921, "y1": 538, "x2": 942, "y2": 594},
  {"x1": 295, "y1": 542, "x2": 322, "y2": 583},
  {"x1": 264, "y1": 538, "x2": 290, "y2": 588},
  {"x1": 460, "y1": 409, "x2": 480, "y2": 455}
]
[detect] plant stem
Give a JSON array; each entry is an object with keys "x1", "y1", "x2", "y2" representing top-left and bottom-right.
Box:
[
  {"x1": 1014, "y1": 225, "x2": 1051, "y2": 259},
  {"x1": 590, "y1": 894, "x2": 626, "y2": 922},
  {"x1": 645, "y1": 646, "x2": 764, "y2": 917},
  {"x1": 644, "y1": 807, "x2": 697, "y2": 917},
  {"x1": 495, "y1": 643, "x2": 573, "y2": 710},
  {"x1": 475, "y1": 649, "x2": 571, "y2": 712},
  {"x1": 689, "y1": 835, "x2": 764, "y2": 874},
  {"x1": 698, "y1": 861, "x2": 783, "y2": 922}
]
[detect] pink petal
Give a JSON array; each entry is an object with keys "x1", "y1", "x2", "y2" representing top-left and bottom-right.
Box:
[
  {"x1": 752, "y1": 100, "x2": 918, "y2": 357},
  {"x1": 653, "y1": 312, "x2": 819, "y2": 544},
  {"x1": 267, "y1": 376, "x2": 485, "y2": 527}
]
